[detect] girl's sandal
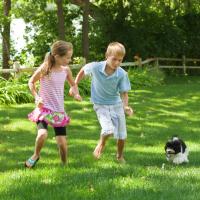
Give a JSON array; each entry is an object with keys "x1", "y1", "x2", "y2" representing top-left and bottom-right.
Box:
[{"x1": 25, "y1": 157, "x2": 40, "y2": 168}]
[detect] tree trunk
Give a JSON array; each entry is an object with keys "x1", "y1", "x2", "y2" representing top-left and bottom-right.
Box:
[
  {"x1": 2, "y1": 0, "x2": 11, "y2": 79},
  {"x1": 56, "y1": 0, "x2": 65, "y2": 40},
  {"x1": 82, "y1": 0, "x2": 89, "y2": 61},
  {"x1": 70, "y1": 0, "x2": 102, "y2": 20},
  {"x1": 184, "y1": 0, "x2": 192, "y2": 13}
]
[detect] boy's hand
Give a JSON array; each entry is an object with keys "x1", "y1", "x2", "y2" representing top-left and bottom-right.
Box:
[
  {"x1": 124, "y1": 106, "x2": 133, "y2": 116},
  {"x1": 69, "y1": 85, "x2": 82, "y2": 101},
  {"x1": 35, "y1": 96, "x2": 44, "y2": 108}
]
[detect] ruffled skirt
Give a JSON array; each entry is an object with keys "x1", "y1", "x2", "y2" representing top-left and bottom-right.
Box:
[{"x1": 28, "y1": 107, "x2": 70, "y2": 127}]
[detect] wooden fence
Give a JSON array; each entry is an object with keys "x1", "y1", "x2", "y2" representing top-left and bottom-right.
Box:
[
  {"x1": 0, "y1": 56, "x2": 200, "y2": 75},
  {"x1": 154, "y1": 56, "x2": 200, "y2": 74}
]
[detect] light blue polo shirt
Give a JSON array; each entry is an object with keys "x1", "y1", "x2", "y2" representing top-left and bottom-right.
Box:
[{"x1": 83, "y1": 61, "x2": 131, "y2": 105}]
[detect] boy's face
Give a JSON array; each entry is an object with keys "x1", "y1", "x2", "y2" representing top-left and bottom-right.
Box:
[{"x1": 106, "y1": 54, "x2": 124, "y2": 70}]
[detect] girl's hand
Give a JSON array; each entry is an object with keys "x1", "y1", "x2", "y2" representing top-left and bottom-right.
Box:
[
  {"x1": 124, "y1": 106, "x2": 134, "y2": 116},
  {"x1": 35, "y1": 96, "x2": 44, "y2": 108},
  {"x1": 69, "y1": 87, "x2": 74, "y2": 96},
  {"x1": 69, "y1": 85, "x2": 78, "y2": 96},
  {"x1": 69, "y1": 85, "x2": 82, "y2": 101},
  {"x1": 74, "y1": 94, "x2": 82, "y2": 101}
]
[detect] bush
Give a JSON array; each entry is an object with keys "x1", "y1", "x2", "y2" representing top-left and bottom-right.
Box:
[
  {"x1": 1, "y1": 64, "x2": 165, "y2": 105},
  {"x1": 128, "y1": 65, "x2": 165, "y2": 89},
  {"x1": 0, "y1": 70, "x2": 91, "y2": 105},
  {"x1": 0, "y1": 75, "x2": 33, "y2": 104},
  {"x1": 64, "y1": 76, "x2": 91, "y2": 97}
]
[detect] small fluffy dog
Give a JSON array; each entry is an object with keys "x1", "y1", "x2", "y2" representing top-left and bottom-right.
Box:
[{"x1": 165, "y1": 136, "x2": 189, "y2": 164}]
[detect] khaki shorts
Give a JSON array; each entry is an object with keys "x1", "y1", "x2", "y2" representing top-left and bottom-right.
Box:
[{"x1": 93, "y1": 103, "x2": 127, "y2": 140}]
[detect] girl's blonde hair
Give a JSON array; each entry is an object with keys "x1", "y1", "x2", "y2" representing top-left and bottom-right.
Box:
[
  {"x1": 41, "y1": 40, "x2": 73, "y2": 76},
  {"x1": 105, "y1": 42, "x2": 126, "y2": 57}
]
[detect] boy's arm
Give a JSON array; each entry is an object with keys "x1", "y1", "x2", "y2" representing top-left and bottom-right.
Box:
[
  {"x1": 66, "y1": 66, "x2": 82, "y2": 101},
  {"x1": 74, "y1": 67, "x2": 85, "y2": 85},
  {"x1": 75, "y1": 62, "x2": 94, "y2": 84},
  {"x1": 70, "y1": 63, "x2": 92, "y2": 97},
  {"x1": 68, "y1": 67, "x2": 85, "y2": 99},
  {"x1": 120, "y1": 92, "x2": 133, "y2": 116}
]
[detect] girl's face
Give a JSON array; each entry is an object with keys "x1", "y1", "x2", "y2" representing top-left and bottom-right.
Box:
[
  {"x1": 55, "y1": 50, "x2": 73, "y2": 66},
  {"x1": 106, "y1": 54, "x2": 124, "y2": 70}
]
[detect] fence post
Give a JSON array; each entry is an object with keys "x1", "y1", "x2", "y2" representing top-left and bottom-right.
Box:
[
  {"x1": 182, "y1": 55, "x2": 186, "y2": 74},
  {"x1": 138, "y1": 57, "x2": 142, "y2": 67},
  {"x1": 134, "y1": 55, "x2": 142, "y2": 67},
  {"x1": 13, "y1": 62, "x2": 21, "y2": 78},
  {"x1": 155, "y1": 58, "x2": 159, "y2": 68}
]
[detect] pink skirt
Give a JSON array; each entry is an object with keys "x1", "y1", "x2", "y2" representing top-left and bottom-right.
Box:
[{"x1": 28, "y1": 107, "x2": 70, "y2": 127}]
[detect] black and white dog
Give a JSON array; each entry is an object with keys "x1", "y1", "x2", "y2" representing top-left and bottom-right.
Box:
[{"x1": 165, "y1": 136, "x2": 189, "y2": 164}]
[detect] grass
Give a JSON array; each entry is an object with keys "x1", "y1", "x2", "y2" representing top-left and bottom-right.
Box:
[{"x1": 0, "y1": 76, "x2": 200, "y2": 200}]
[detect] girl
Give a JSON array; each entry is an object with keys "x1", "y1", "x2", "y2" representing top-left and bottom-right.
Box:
[{"x1": 25, "y1": 40, "x2": 81, "y2": 168}]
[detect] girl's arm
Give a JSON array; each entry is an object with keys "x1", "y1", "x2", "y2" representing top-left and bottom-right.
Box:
[
  {"x1": 69, "y1": 67, "x2": 85, "y2": 99},
  {"x1": 28, "y1": 66, "x2": 43, "y2": 108},
  {"x1": 120, "y1": 92, "x2": 133, "y2": 116},
  {"x1": 66, "y1": 67, "x2": 82, "y2": 101},
  {"x1": 28, "y1": 67, "x2": 42, "y2": 98}
]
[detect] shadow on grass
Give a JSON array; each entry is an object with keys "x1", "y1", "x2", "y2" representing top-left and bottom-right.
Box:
[
  {"x1": 0, "y1": 77, "x2": 200, "y2": 200},
  {"x1": 0, "y1": 157, "x2": 199, "y2": 200}
]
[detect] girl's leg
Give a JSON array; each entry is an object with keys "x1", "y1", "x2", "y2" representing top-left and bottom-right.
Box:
[
  {"x1": 33, "y1": 129, "x2": 48, "y2": 158},
  {"x1": 54, "y1": 125, "x2": 67, "y2": 164},
  {"x1": 117, "y1": 139, "x2": 125, "y2": 162},
  {"x1": 56, "y1": 136, "x2": 67, "y2": 164},
  {"x1": 25, "y1": 128, "x2": 48, "y2": 167},
  {"x1": 93, "y1": 134, "x2": 111, "y2": 159}
]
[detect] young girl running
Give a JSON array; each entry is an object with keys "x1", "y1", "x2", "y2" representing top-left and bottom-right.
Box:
[{"x1": 25, "y1": 40, "x2": 81, "y2": 168}]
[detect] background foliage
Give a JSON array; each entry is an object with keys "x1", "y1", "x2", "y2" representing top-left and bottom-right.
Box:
[{"x1": 1, "y1": 0, "x2": 199, "y2": 65}]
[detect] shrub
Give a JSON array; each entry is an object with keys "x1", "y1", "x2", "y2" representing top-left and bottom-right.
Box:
[
  {"x1": 128, "y1": 65, "x2": 165, "y2": 89},
  {"x1": 0, "y1": 75, "x2": 33, "y2": 104}
]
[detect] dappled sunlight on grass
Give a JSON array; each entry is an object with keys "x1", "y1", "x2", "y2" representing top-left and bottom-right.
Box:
[
  {"x1": 143, "y1": 121, "x2": 168, "y2": 128},
  {"x1": 112, "y1": 176, "x2": 155, "y2": 190},
  {"x1": 1, "y1": 77, "x2": 200, "y2": 199}
]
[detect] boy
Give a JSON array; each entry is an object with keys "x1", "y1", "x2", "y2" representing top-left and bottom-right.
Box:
[{"x1": 74, "y1": 42, "x2": 133, "y2": 162}]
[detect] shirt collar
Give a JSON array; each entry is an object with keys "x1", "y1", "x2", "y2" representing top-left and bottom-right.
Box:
[{"x1": 99, "y1": 61, "x2": 119, "y2": 77}]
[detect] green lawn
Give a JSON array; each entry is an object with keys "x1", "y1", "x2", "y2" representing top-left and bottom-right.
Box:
[{"x1": 0, "y1": 76, "x2": 200, "y2": 200}]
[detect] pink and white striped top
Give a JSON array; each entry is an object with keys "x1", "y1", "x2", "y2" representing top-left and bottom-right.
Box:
[{"x1": 39, "y1": 69, "x2": 67, "y2": 112}]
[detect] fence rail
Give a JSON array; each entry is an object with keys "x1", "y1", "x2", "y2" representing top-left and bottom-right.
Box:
[
  {"x1": 0, "y1": 63, "x2": 85, "y2": 74},
  {"x1": 0, "y1": 56, "x2": 200, "y2": 75}
]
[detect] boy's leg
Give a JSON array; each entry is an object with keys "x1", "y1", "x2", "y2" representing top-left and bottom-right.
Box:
[
  {"x1": 56, "y1": 136, "x2": 67, "y2": 164},
  {"x1": 117, "y1": 139, "x2": 125, "y2": 162},
  {"x1": 54, "y1": 126, "x2": 67, "y2": 164},
  {"x1": 93, "y1": 105, "x2": 115, "y2": 159},
  {"x1": 93, "y1": 134, "x2": 111, "y2": 159},
  {"x1": 113, "y1": 104, "x2": 127, "y2": 163}
]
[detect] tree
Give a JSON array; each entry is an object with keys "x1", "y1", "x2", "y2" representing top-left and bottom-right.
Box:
[
  {"x1": 56, "y1": 0, "x2": 65, "y2": 40},
  {"x1": 12, "y1": 0, "x2": 80, "y2": 66},
  {"x1": 8, "y1": 0, "x2": 200, "y2": 65},
  {"x1": 2, "y1": 0, "x2": 11, "y2": 79},
  {"x1": 70, "y1": 0, "x2": 103, "y2": 60},
  {"x1": 82, "y1": 0, "x2": 89, "y2": 61}
]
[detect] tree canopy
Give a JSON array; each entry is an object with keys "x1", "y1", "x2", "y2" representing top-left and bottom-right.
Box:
[{"x1": 1, "y1": 0, "x2": 200, "y2": 67}]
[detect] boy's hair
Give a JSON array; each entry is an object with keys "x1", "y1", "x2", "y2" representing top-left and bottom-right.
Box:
[
  {"x1": 42, "y1": 40, "x2": 73, "y2": 76},
  {"x1": 105, "y1": 42, "x2": 126, "y2": 57}
]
